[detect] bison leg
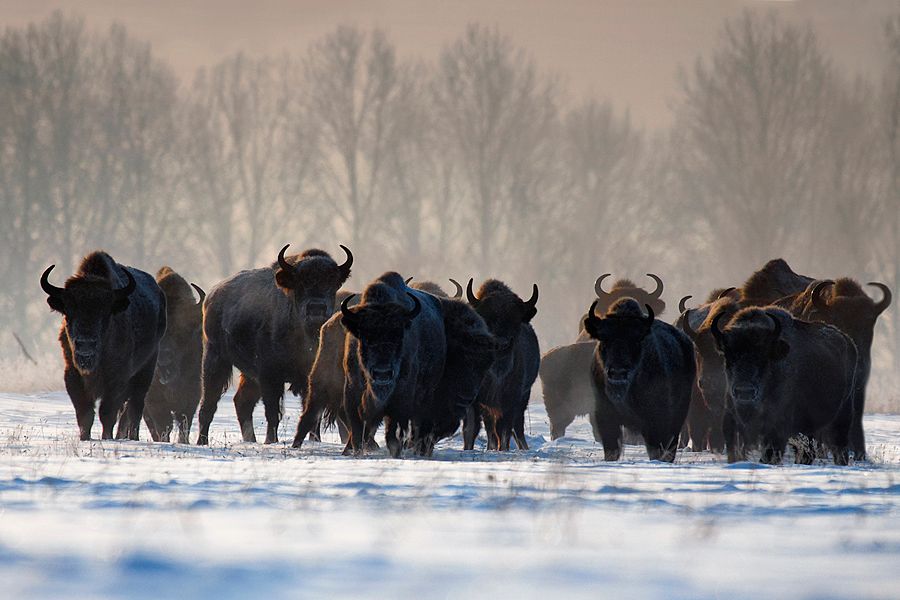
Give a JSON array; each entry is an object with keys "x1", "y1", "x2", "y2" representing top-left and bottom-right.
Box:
[
  {"x1": 98, "y1": 391, "x2": 126, "y2": 440},
  {"x1": 383, "y1": 416, "x2": 403, "y2": 459},
  {"x1": 760, "y1": 437, "x2": 786, "y2": 465},
  {"x1": 723, "y1": 412, "x2": 745, "y2": 463},
  {"x1": 259, "y1": 379, "x2": 284, "y2": 444},
  {"x1": 174, "y1": 411, "x2": 193, "y2": 444},
  {"x1": 545, "y1": 395, "x2": 576, "y2": 440},
  {"x1": 143, "y1": 394, "x2": 173, "y2": 443},
  {"x1": 64, "y1": 367, "x2": 95, "y2": 441},
  {"x1": 645, "y1": 432, "x2": 678, "y2": 463},
  {"x1": 196, "y1": 347, "x2": 233, "y2": 445},
  {"x1": 462, "y1": 405, "x2": 480, "y2": 450},
  {"x1": 849, "y1": 387, "x2": 867, "y2": 461},
  {"x1": 513, "y1": 409, "x2": 529, "y2": 451},
  {"x1": 233, "y1": 375, "x2": 261, "y2": 443},
  {"x1": 116, "y1": 355, "x2": 156, "y2": 441},
  {"x1": 594, "y1": 403, "x2": 622, "y2": 461},
  {"x1": 587, "y1": 412, "x2": 603, "y2": 443}
]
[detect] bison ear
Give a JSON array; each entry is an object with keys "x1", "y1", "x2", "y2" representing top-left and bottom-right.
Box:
[
  {"x1": 47, "y1": 295, "x2": 65, "y2": 314},
  {"x1": 111, "y1": 296, "x2": 130, "y2": 314},
  {"x1": 275, "y1": 268, "x2": 298, "y2": 291},
  {"x1": 521, "y1": 304, "x2": 537, "y2": 323},
  {"x1": 341, "y1": 314, "x2": 361, "y2": 338},
  {"x1": 771, "y1": 339, "x2": 790, "y2": 361}
]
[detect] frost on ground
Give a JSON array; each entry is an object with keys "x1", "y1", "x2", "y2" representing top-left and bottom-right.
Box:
[{"x1": 0, "y1": 392, "x2": 899, "y2": 600}]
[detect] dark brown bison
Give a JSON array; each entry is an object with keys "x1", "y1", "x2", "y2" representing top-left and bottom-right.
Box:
[
  {"x1": 41, "y1": 251, "x2": 166, "y2": 441},
  {"x1": 738, "y1": 258, "x2": 813, "y2": 306},
  {"x1": 711, "y1": 307, "x2": 857, "y2": 465},
  {"x1": 463, "y1": 279, "x2": 540, "y2": 451},
  {"x1": 340, "y1": 273, "x2": 446, "y2": 458},
  {"x1": 783, "y1": 278, "x2": 891, "y2": 460},
  {"x1": 678, "y1": 289, "x2": 742, "y2": 453},
  {"x1": 542, "y1": 274, "x2": 668, "y2": 441},
  {"x1": 196, "y1": 245, "x2": 352, "y2": 445},
  {"x1": 141, "y1": 267, "x2": 204, "y2": 443},
  {"x1": 584, "y1": 298, "x2": 694, "y2": 462}
]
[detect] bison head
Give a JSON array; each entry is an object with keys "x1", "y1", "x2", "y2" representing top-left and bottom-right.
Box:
[
  {"x1": 274, "y1": 244, "x2": 352, "y2": 334},
  {"x1": 341, "y1": 292, "x2": 421, "y2": 405},
  {"x1": 803, "y1": 279, "x2": 891, "y2": 356},
  {"x1": 41, "y1": 264, "x2": 136, "y2": 375},
  {"x1": 593, "y1": 273, "x2": 666, "y2": 316},
  {"x1": 711, "y1": 308, "x2": 790, "y2": 424},
  {"x1": 583, "y1": 297, "x2": 654, "y2": 398}
]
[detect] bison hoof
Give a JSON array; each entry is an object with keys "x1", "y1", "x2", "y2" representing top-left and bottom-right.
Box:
[{"x1": 196, "y1": 435, "x2": 209, "y2": 446}]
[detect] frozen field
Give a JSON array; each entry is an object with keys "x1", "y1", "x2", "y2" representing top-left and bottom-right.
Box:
[{"x1": 0, "y1": 391, "x2": 899, "y2": 599}]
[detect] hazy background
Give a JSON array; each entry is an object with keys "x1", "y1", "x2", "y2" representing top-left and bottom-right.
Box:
[{"x1": 0, "y1": 0, "x2": 897, "y2": 408}]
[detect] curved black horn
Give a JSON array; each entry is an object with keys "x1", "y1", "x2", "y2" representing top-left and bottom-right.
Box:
[
  {"x1": 681, "y1": 308, "x2": 696, "y2": 339},
  {"x1": 646, "y1": 273, "x2": 664, "y2": 299},
  {"x1": 523, "y1": 284, "x2": 539, "y2": 309},
  {"x1": 718, "y1": 287, "x2": 736, "y2": 300},
  {"x1": 585, "y1": 299, "x2": 603, "y2": 330},
  {"x1": 277, "y1": 244, "x2": 293, "y2": 272},
  {"x1": 765, "y1": 311, "x2": 783, "y2": 340},
  {"x1": 40, "y1": 265, "x2": 65, "y2": 298},
  {"x1": 710, "y1": 311, "x2": 726, "y2": 346},
  {"x1": 868, "y1": 282, "x2": 892, "y2": 315},
  {"x1": 811, "y1": 280, "x2": 834, "y2": 312},
  {"x1": 405, "y1": 292, "x2": 421, "y2": 319},
  {"x1": 340, "y1": 294, "x2": 358, "y2": 327},
  {"x1": 115, "y1": 270, "x2": 136, "y2": 298},
  {"x1": 448, "y1": 278, "x2": 463, "y2": 299},
  {"x1": 644, "y1": 303, "x2": 655, "y2": 324},
  {"x1": 405, "y1": 277, "x2": 413, "y2": 285},
  {"x1": 678, "y1": 295, "x2": 692, "y2": 314},
  {"x1": 191, "y1": 283, "x2": 206, "y2": 305},
  {"x1": 337, "y1": 245, "x2": 353, "y2": 277},
  {"x1": 466, "y1": 278, "x2": 479, "y2": 305},
  {"x1": 594, "y1": 273, "x2": 612, "y2": 298}
]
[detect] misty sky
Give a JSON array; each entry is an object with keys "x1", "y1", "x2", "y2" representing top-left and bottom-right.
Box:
[{"x1": 1, "y1": 0, "x2": 897, "y2": 129}]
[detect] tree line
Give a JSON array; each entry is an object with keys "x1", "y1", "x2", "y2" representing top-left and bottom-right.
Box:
[{"x1": 1, "y1": 10, "x2": 898, "y2": 407}]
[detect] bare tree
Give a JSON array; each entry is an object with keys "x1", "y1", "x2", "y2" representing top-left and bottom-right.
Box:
[{"x1": 672, "y1": 10, "x2": 836, "y2": 278}]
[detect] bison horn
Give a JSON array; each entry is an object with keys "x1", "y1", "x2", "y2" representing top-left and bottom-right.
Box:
[
  {"x1": 710, "y1": 311, "x2": 726, "y2": 346},
  {"x1": 338, "y1": 245, "x2": 353, "y2": 278},
  {"x1": 718, "y1": 287, "x2": 736, "y2": 300},
  {"x1": 646, "y1": 273, "x2": 664, "y2": 299},
  {"x1": 594, "y1": 273, "x2": 612, "y2": 298},
  {"x1": 191, "y1": 283, "x2": 206, "y2": 305},
  {"x1": 681, "y1": 309, "x2": 697, "y2": 339},
  {"x1": 585, "y1": 299, "x2": 602, "y2": 329},
  {"x1": 811, "y1": 280, "x2": 834, "y2": 312},
  {"x1": 277, "y1": 244, "x2": 293, "y2": 272},
  {"x1": 868, "y1": 282, "x2": 892, "y2": 315},
  {"x1": 523, "y1": 284, "x2": 539, "y2": 310},
  {"x1": 116, "y1": 270, "x2": 136, "y2": 299},
  {"x1": 405, "y1": 292, "x2": 421, "y2": 319},
  {"x1": 448, "y1": 278, "x2": 463, "y2": 299},
  {"x1": 678, "y1": 295, "x2": 692, "y2": 314},
  {"x1": 40, "y1": 265, "x2": 65, "y2": 299},
  {"x1": 340, "y1": 294, "x2": 358, "y2": 327},
  {"x1": 405, "y1": 277, "x2": 413, "y2": 284},
  {"x1": 765, "y1": 311, "x2": 783, "y2": 340},
  {"x1": 644, "y1": 303, "x2": 655, "y2": 325},
  {"x1": 466, "y1": 278, "x2": 479, "y2": 305}
]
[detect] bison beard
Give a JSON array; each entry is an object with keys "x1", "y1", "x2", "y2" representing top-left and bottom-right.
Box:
[
  {"x1": 195, "y1": 245, "x2": 352, "y2": 445},
  {"x1": 41, "y1": 251, "x2": 166, "y2": 441}
]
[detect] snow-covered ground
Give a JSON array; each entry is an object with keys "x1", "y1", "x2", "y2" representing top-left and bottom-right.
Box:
[{"x1": 1, "y1": 391, "x2": 899, "y2": 599}]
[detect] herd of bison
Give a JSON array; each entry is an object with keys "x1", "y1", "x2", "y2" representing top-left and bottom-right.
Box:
[{"x1": 38, "y1": 245, "x2": 892, "y2": 465}]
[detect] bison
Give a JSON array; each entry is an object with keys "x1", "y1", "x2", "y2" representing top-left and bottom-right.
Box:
[
  {"x1": 783, "y1": 278, "x2": 891, "y2": 460},
  {"x1": 583, "y1": 298, "x2": 694, "y2": 462},
  {"x1": 541, "y1": 274, "x2": 668, "y2": 441},
  {"x1": 292, "y1": 278, "x2": 463, "y2": 450},
  {"x1": 463, "y1": 279, "x2": 540, "y2": 451},
  {"x1": 41, "y1": 251, "x2": 166, "y2": 441},
  {"x1": 738, "y1": 258, "x2": 813, "y2": 306},
  {"x1": 141, "y1": 267, "x2": 205, "y2": 443},
  {"x1": 677, "y1": 289, "x2": 741, "y2": 453},
  {"x1": 196, "y1": 245, "x2": 352, "y2": 445},
  {"x1": 339, "y1": 272, "x2": 446, "y2": 458},
  {"x1": 711, "y1": 307, "x2": 857, "y2": 465}
]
